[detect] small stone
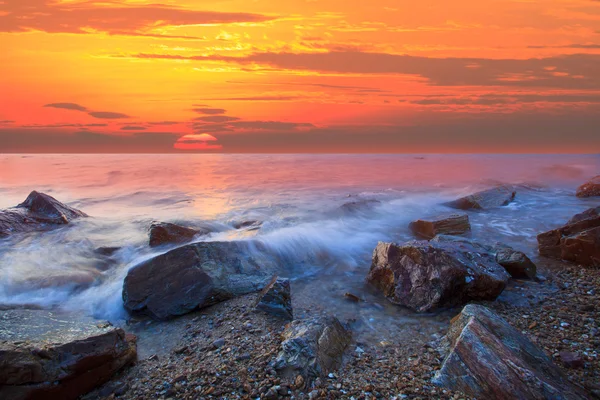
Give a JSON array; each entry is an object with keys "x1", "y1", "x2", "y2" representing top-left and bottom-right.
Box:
[
  {"x1": 559, "y1": 351, "x2": 584, "y2": 369},
  {"x1": 211, "y1": 338, "x2": 225, "y2": 349}
]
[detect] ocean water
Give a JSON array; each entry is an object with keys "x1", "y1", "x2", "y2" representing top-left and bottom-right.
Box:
[{"x1": 0, "y1": 154, "x2": 598, "y2": 342}]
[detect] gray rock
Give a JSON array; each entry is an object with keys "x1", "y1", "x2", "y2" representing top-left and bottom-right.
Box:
[
  {"x1": 254, "y1": 276, "x2": 293, "y2": 320},
  {"x1": 122, "y1": 241, "x2": 278, "y2": 320},
  {"x1": 273, "y1": 317, "x2": 351, "y2": 382},
  {"x1": 366, "y1": 238, "x2": 509, "y2": 312},
  {"x1": 433, "y1": 304, "x2": 589, "y2": 399},
  {"x1": 0, "y1": 309, "x2": 136, "y2": 400},
  {"x1": 0, "y1": 191, "x2": 87, "y2": 237},
  {"x1": 409, "y1": 213, "x2": 470, "y2": 239},
  {"x1": 445, "y1": 185, "x2": 516, "y2": 210}
]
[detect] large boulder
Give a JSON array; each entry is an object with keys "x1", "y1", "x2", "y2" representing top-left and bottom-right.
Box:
[
  {"x1": 366, "y1": 239, "x2": 509, "y2": 312},
  {"x1": 538, "y1": 208, "x2": 600, "y2": 266},
  {"x1": 148, "y1": 221, "x2": 209, "y2": 247},
  {"x1": 445, "y1": 185, "x2": 516, "y2": 210},
  {"x1": 433, "y1": 304, "x2": 589, "y2": 399},
  {"x1": 272, "y1": 317, "x2": 351, "y2": 383},
  {"x1": 0, "y1": 309, "x2": 136, "y2": 400},
  {"x1": 123, "y1": 241, "x2": 278, "y2": 320},
  {"x1": 0, "y1": 191, "x2": 87, "y2": 237},
  {"x1": 409, "y1": 213, "x2": 470, "y2": 239},
  {"x1": 569, "y1": 206, "x2": 600, "y2": 224},
  {"x1": 576, "y1": 176, "x2": 600, "y2": 198},
  {"x1": 254, "y1": 276, "x2": 293, "y2": 320}
]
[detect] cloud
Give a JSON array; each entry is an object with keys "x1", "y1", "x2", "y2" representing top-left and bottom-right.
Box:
[
  {"x1": 202, "y1": 95, "x2": 301, "y2": 101},
  {"x1": 0, "y1": 0, "x2": 274, "y2": 37},
  {"x1": 193, "y1": 108, "x2": 227, "y2": 115},
  {"x1": 88, "y1": 111, "x2": 130, "y2": 119},
  {"x1": 132, "y1": 51, "x2": 600, "y2": 89},
  {"x1": 121, "y1": 125, "x2": 147, "y2": 131},
  {"x1": 174, "y1": 133, "x2": 222, "y2": 150},
  {"x1": 410, "y1": 93, "x2": 600, "y2": 106},
  {"x1": 148, "y1": 121, "x2": 181, "y2": 126},
  {"x1": 0, "y1": 120, "x2": 15, "y2": 124},
  {"x1": 528, "y1": 44, "x2": 600, "y2": 49},
  {"x1": 194, "y1": 116, "x2": 241, "y2": 123},
  {"x1": 44, "y1": 103, "x2": 88, "y2": 112}
]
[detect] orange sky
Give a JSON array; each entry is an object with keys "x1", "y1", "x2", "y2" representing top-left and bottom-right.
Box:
[{"x1": 1, "y1": 0, "x2": 600, "y2": 153}]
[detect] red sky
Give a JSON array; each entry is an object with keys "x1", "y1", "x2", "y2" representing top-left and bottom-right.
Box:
[{"x1": 1, "y1": 0, "x2": 600, "y2": 153}]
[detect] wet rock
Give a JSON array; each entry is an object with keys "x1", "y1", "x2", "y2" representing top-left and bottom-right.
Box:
[
  {"x1": 149, "y1": 222, "x2": 209, "y2": 247},
  {"x1": 122, "y1": 241, "x2": 278, "y2": 319},
  {"x1": 95, "y1": 246, "x2": 121, "y2": 257},
  {"x1": 408, "y1": 213, "x2": 470, "y2": 239},
  {"x1": 433, "y1": 304, "x2": 589, "y2": 399},
  {"x1": 366, "y1": 239, "x2": 509, "y2": 312},
  {"x1": 254, "y1": 276, "x2": 293, "y2": 320},
  {"x1": 445, "y1": 185, "x2": 516, "y2": 210},
  {"x1": 560, "y1": 351, "x2": 584, "y2": 369},
  {"x1": 576, "y1": 175, "x2": 600, "y2": 198},
  {"x1": 538, "y1": 208, "x2": 600, "y2": 266},
  {"x1": 0, "y1": 191, "x2": 87, "y2": 237},
  {"x1": 569, "y1": 206, "x2": 600, "y2": 224},
  {"x1": 233, "y1": 220, "x2": 262, "y2": 230},
  {"x1": 339, "y1": 199, "x2": 381, "y2": 214},
  {"x1": 495, "y1": 247, "x2": 537, "y2": 279},
  {"x1": 0, "y1": 309, "x2": 136, "y2": 400},
  {"x1": 273, "y1": 317, "x2": 351, "y2": 382}
]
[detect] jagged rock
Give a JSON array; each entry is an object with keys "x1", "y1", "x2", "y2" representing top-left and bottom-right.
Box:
[
  {"x1": 0, "y1": 309, "x2": 136, "y2": 400},
  {"x1": 538, "y1": 208, "x2": 600, "y2": 266},
  {"x1": 366, "y1": 239, "x2": 509, "y2": 312},
  {"x1": 339, "y1": 199, "x2": 381, "y2": 214},
  {"x1": 233, "y1": 220, "x2": 263, "y2": 230},
  {"x1": 576, "y1": 176, "x2": 600, "y2": 198},
  {"x1": 149, "y1": 222, "x2": 209, "y2": 247},
  {"x1": 254, "y1": 276, "x2": 293, "y2": 320},
  {"x1": 273, "y1": 317, "x2": 351, "y2": 382},
  {"x1": 433, "y1": 304, "x2": 589, "y2": 399},
  {"x1": 123, "y1": 241, "x2": 278, "y2": 319},
  {"x1": 409, "y1": 213, "x2": 470, "y2": 239},
  {"x1": 0, "y1": 191, "x2": 87, "y2": 237},
  {"x1": 495, "y1": 247, "x2": 537, "y2": 279},
  {"x1": 445, "y1": 185, "x2": 516, "y2": 210}
]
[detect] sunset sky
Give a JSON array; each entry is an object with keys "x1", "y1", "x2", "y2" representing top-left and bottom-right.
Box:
[{"x1": 1, "y1": 0, "x2": 600, "y2": 153}]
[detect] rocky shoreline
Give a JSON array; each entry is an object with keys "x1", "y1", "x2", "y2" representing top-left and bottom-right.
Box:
[{"x1": 0, "y1": 176, "x2": 599, "y2": 399}]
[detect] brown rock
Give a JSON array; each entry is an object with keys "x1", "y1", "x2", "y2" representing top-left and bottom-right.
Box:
[
  {"x1": 123, "y1": 241, "x2": 278, "y2": 319},
  {"x1": 273, "y1": 317, "x2": 351, "y2": 382},
  {"x1": 538, "y1": 209, "x2": 600, "y2": 266},
  {"x1": 559, "y1": 351, "x2": 584, "y2": 369},
  {"x1": 148, "y1": 222, "x2": 208, "y2": 247},
  {"x1": 366, "y1": 239, "x2": 509, "y2": 312},
  {"x1": 433, "y1": 304, "x2": 589, "y2": 399},
  {"x1": 569, "y1": 206, "x2": 600, "y2": 224},
  {"x1": 0, "y1": 191, "x2": 87, "y2": 237},
  {"x1": 445, "y1": 185, "x2": 516, "y2": 210},
  {"x1": 495, "y1": 247, "x2": 537, "y2": 279},
  {"x1": 576, "y1": 175, "x2": 600, "y2": 198},
  {"x1": 0, "y1": 309, "x2": 136, "y2": 400},
  {"x1": 409, "y1": 213, "x2": 470, "y2": 239}
]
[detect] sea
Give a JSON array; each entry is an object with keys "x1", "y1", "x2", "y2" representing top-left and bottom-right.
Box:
[{"x1": 0, "y1": 154, "x2": 598, "y2": 347}]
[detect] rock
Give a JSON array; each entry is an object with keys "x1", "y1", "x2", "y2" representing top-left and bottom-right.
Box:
[
  {"x1": 339, "y1": 199, "x2": 381, "y2": 214},
  {"x1": 408, "y1": 213, "x2": 470, "y2": 239},
  {"x1": 254, "y1": 276, "x2": 293, "y2": 320},
  {"x1": 445, "y1": 185, "x2": 516, "y2": 210},
  {"x1": 211, "y1": 338, "x2": 225, "y2": 350},
  {"x1": 538, "y1": 209, "x2": 600, "y2": 266},
  {"x1": 0, "y1": 191, "x2": 87, "y2": 237},
  {"x1": 149, "y1": 222, "x2": 208, "y2": 247},
  {"x1": 122, "y1": 241, "x2": 278, "y2": 319},
  {"x1": 569, "y1": 206, "x2": 600, "y2": 224},
  {"x1": 233, "y1": 220, "x2": 262, "y2": 230},
  {"x1": 560, "y1": 351, "x2": 584, "y2": 369},
  {"x1": 366, "y1": 239, "x2": 509, "y2": 312},
  {"x1": 576, "y1": 176, "x2": 600, "y2": 198},
  {"x1": 95, "y1": 246, "x2": 121, "y2": 257},
  {"x1": 495, "y1": 247, "x2": 537, "y2": 279},
  {"x1": 273, "y1": 317, "x2": 351, "y2": 382},
  {"x1": 432, "y1": 304, "x2": 589, "y2": 399},
  {"x1": 0, "y1": 309, "x2": 136, "y2": 400}
]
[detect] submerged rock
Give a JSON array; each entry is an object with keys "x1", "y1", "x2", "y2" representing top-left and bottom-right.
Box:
[
  {"x1": 445, "y1": 185, "x2": 516, "y2": 210},
  {"x1": 409, "y1": 213, "x2": 470, "y2": 239},
  {"x1": 254, "y1": 276, "x2": 293, "y2": 320},
  {"x1": 0, "y1": 309, "x2": 136, "y2": 400},
  {"x1": 538, "y1": 208, "x2": 600, "y2": 266},
  {"x1": 339, "y1": 199, "x2": 381, "y2": 214},
  {"x1": 233, "y1": 220, "x2": 263, "y2": 230},
  {"x1": 123, "y1": 241, "x2": 278, "y2": 319},
  {"x1": 576, "y1": 175, "x2": 600, "y2": 198},
  {"x1": 433, "y1": 304, "x2": 589, "y2": 399},
  {"x1": 148, "y1": 221, "x2": 209, "y2": 247},
  {"x1": 273, "y1": 317, "x2": 351, "y2": 382},
  {"x1": 366, "y1": 239, "x2": 509, "y2": 312},
  {"x1": 0, "y1": 191, "x2": 87, "y2": 237}
]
